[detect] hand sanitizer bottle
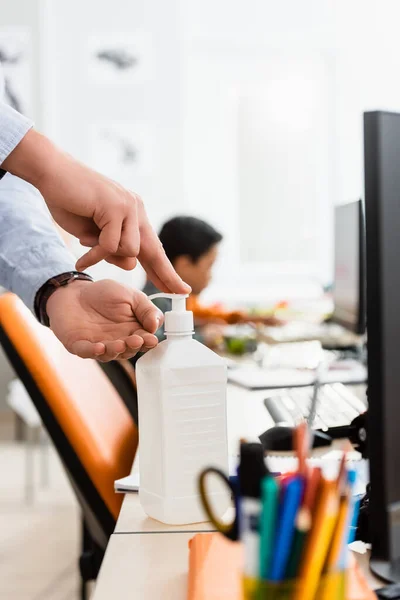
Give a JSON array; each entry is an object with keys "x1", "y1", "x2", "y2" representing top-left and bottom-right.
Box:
[{"x1": 136, "y1": 293, "x2": 229, "y2": 524}]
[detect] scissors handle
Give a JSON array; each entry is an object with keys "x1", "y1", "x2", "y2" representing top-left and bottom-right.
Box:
[{"x1": 198, "y1": 466, "x2": 239, "y2": 542}]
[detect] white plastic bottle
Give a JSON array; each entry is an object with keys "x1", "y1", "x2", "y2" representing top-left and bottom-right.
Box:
[{"x1": 136, "y1": 293, "x2": 229, "y2": 524}]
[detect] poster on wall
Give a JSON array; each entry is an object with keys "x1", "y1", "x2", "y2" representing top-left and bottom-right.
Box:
[
  {"x1": 0, "y1": 29, "x2": 32, "y2": 116},
  {"x1": 88, "y1": 122, "x2": 154, "y2": 186},
  {"x1": 87, "y1": 33, "x2": 152, "y2": 84}
]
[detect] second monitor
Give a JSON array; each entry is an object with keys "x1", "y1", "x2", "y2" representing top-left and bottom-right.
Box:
[
  {"x1": 263, "y1": 199, "x2": 366, "y2": 347},
  {"x1": 332, "y1": 199, "x2": 366, "y2": 336}
]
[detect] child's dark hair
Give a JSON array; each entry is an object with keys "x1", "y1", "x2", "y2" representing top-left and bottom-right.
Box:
[{"x1": 159, "y1": 216, "x2": 223, "y2": 264}]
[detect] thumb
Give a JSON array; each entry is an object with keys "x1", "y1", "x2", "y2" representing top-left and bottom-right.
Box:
[
  {"x1": 132, "y1": 291, "x2": 164, "y2": 334},
  {"x1": 76, "y1": 245, "x2": 108, "y2": 270}
]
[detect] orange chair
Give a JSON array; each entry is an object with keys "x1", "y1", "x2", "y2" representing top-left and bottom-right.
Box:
[{"x1": 0, "y1": 293, "x2": 138, "y2": 599}]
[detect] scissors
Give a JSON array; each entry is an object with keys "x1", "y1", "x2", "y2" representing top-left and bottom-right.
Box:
[{"x1": 198, "y1": 466, "x2": 240, "y2": 541}]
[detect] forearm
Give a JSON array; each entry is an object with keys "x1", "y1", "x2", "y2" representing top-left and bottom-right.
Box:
[
  {"x1": 1, "y1": 128, "x2": 57, "y2": 188},
  {"x1": 0, "y1": 174, "x2": 76, "y2": 310},
  {"x1": 0, "y1": 101, "x2": 33, "y2": 167}
]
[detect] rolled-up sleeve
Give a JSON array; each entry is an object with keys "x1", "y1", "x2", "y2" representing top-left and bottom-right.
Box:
[
  {"x1": 0, "y1": 173, "x2": 76, "y2": 310},
  {"x1": 0, "y1": 101, "x2": 33, "y2": 164}
]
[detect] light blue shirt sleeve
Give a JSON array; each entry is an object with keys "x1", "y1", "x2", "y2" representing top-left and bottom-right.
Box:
[
  {"x1": 0, "y1": 173, "x2": 76, "y2": 310},
  {"x1": 0, "y1": 62, "x2": 77, "y2": 312},
  {"x1": 0, "y1": 101, "x2": 33, "y2": 164}
]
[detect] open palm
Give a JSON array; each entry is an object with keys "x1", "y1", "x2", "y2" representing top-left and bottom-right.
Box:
[{"x1": 46, "y1": 279, "x2": 163, "y2": 361}]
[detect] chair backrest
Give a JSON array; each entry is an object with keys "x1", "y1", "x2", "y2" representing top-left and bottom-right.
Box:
[{"x1": 0, "y1": 293, "x2": 138, "y2": 545}]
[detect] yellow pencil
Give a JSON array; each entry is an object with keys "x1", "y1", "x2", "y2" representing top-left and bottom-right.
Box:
[
  {"x1": 318, "y1": 493, "x2": 350, "y2": 600},
  {"x1": 324, "y1": 493, "x2": 350, "y2": 571},
  {"x1": 294, "y1": 479, "x2": 339, "y2": 600}
]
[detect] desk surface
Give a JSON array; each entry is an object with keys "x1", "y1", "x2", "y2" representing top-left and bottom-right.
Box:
[
  {"x1": 115, "y1": 494, "x2": 215, "y2": 534},
  {"x1": 114, "y1": 383, "x2": 366, "y2": 535},
  {"x1": 93, "y1": 532, "x2": 193, "y2": 600},
  {"x1": 93, "y1": 533, "x2": 382, "y2": 600},
  {"x1": 100, "y1": 383, "x2": 371, "y2": 598}
]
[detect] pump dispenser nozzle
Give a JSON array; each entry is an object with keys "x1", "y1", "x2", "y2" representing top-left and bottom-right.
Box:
[
  {"x1": 149, "y1": 293, "x2": 193, "y2": 335},
  {"x1": 149, "y1": 293, "x2": 188, "y2": 312}
]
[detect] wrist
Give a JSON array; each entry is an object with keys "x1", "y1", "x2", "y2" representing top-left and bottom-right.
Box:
[
  {"x1": 2, "y1": 129, "x2": 57, "y2": 188},
  {"x1": 35, "y1": 272, "x2": 94, "y2": 326},
  {"x1": 46, "y1": 280, "x2": 91, "y2": 322}
]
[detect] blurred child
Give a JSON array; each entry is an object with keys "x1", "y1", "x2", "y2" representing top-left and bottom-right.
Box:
[{"x1": 143, "y1": 216, "x2": 279, "y2": 346}]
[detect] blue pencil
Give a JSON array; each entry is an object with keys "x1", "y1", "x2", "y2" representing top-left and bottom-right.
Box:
[
  {"x1": 347, "y1": 497, "x2": 361, "y2": 544},
  {"x1": 337, "y1": 469, "x2": 358, "y2": 570},
  {"x1": 268, "y1": 475, "x2": 304, "y2": 581}
]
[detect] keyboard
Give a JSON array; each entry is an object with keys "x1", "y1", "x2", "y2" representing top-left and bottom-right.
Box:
[
  {"x1": 263, "y1": 383, "x2": 367, "y2": 431},
  {"x1": 261, "y1": 321, "x2": 362, "y2": 349},
  {"x1": 262, "y1": 341, "x2": 329, "y2": 370},
  {"x1": 227, "y1": 361, "x2": 367, "y2": 390}
]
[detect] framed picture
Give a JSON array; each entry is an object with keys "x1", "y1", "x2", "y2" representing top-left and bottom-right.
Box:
[
  {"x1": 0, "y1": 28, "x2": 32, "y2": 116},
  {"x1": 88, "y1": 122, "x2": 154, "y2": 185},
  {"x1": 87, "y1": 33, "x2": 152, "y2": 84}
]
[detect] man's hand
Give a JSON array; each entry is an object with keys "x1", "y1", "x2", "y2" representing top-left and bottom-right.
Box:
[
  {"x1": 2, "y1": 129, "x2": 190, "y2": 294},
  {"x1": 46, "y1": 279, "x2": 163, "y2": 361}
]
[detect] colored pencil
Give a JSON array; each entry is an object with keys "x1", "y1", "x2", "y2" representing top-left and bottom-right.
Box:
[
  {"x1": 295, "y1": 479, "x2": 339, "y2": 600},
  {"x1": 269, "y1": 476, "x2": 304, "y2": 581},
  {"x1": 294, "y1": 422, "x2": 308, "y2": 476},
  {"x1": 303, "y1": 466, "x2": 322, "y2": 512},
  {"x1": 285, "y1": 506, "x2": 312, "y2": 579},
  {"x1": 259, "y1": 476, "x2": 279, "y2": 580}
]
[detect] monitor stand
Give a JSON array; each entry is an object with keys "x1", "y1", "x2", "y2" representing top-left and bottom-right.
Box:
[{"x1": 370, "y1": 557, "x2": 400, "y2": 583}]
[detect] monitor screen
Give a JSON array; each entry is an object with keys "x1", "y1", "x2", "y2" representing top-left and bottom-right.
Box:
[
  {"x1": 332, "y1": 200, "x2": 366, "y2": 334},
  {"x1": 365, "y1": 110, "x2": 400, "y2": 581}
]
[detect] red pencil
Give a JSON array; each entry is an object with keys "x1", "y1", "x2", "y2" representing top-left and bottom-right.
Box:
[{"x1": 303, "y1": 466, "x2": 322, "y2": 512}]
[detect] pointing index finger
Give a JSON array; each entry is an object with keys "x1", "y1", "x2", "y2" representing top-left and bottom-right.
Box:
[{"x1": 138, "y1": 220, "x2": 191, "y2": 294}]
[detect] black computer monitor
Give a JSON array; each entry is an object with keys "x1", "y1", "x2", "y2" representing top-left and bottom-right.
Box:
[
  {"x1": 364, "y1": 110, "x2": 400, "y2": 582},
  {"x1": 331, "y1": 200, "x2": 366, "y2": 335}
]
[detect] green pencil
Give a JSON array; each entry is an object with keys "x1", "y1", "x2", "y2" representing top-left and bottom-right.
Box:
[
  {"x1": 285, "y1": 507, "x2": 312, "y2": 579},
  {"x1": 259, "y1": 476, "x2": 279, "y2": 580}
]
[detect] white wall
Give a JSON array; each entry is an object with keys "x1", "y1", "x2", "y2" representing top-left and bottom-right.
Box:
[
  {"x1": 182, "y1": 0, "x2": 337, "y2": 299},
  {"x1": 5, "y1": 0, "x2": 400, "y2": 301},
  {"x1": 181, "y1": 0, "x2": 400, "y2": 301},
  {"x1": 0, "y1": 0, "x2": 43, "y2": 125},
  {"x1": 332, "y1": 0, "x2": 400, "y2": 207},
  {"x1": 182, "y1": 42, "x2": 336, "y2": 294}
]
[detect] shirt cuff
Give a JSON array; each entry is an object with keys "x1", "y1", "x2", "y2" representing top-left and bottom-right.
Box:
[
  {"x1": 12, "y1": 245, "x2": 76, "y2": 313},
  {"x1": 0, "y1": 102, "x2": 33, "y2": 164}
]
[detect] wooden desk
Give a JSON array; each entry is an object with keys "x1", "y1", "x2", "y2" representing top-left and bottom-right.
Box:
[
  {"x1": 94, "y1": 383, "x2": 372, "y2": 598},
  {"x1": 93, "y1": 533, "x2": 193, "y2": 600},
  {"x1": 93, "y1": 533, "x2": 382, "y2": 600},
  {"x1": 115, "y1": 494, "x2": 215, "y2": 534}
]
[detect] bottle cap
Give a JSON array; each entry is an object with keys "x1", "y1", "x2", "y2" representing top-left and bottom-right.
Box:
[{"x1": 149, "y1": 293, "x2": 193, "y2": 334}]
